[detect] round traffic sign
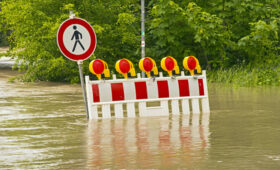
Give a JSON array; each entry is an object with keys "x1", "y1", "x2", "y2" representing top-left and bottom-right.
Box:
[{"x1": 57, "y1": 18, "x2": 97, "y2": 61}]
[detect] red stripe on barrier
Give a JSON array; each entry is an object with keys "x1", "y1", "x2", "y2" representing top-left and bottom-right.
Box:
[
  {"x1": 157, "y1": 80, "x2": 169, "y2": 98},
  {"x1": 178, "y1": 80, "x2": 190, "y2": 97},
  {"x1": 135, "y1": 82, "x2": 148, "y2": 99},
  {"x1": 92, "y1": 84, "x2": 100, "y2": 103},
  {"x1": 111, "y1": 83, "x2": 125, "y2": 101},
  {"x1": 198, "y1": 79, "x2": 204, "y2": 96}
]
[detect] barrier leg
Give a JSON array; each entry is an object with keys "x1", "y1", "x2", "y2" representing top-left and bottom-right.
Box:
[
  {"x1": 191, "y1": 99, "x2": 200, "y2": 114},
  {"x1": 201, "y1": 98, "x2": 210, "y2": 114},
  {"x1": 102, "y1": 104, "x2": 111, "y2": 118},
  {"x1": 91, "y1": 105, "x2": 99, "y2": 119},
  {"x1": 201, "y1": 70, "x2": 210, "y2": 114},
  {"x1": 160, "y1": 100, "x2": 169, "y2": 116},
  {"x1": 114, "y1": 103, "x2": 123, "y2": 118},
  {"x1": 182, "y1": 99, "x2": 190, "y2": 115},
  {"x1": 171, "y1": 100, "x2": 180, "y2": 115},
  {"x1": 138, "y1": 102, "x2": 146, "y2": 117},
  {"x1": 85, "y1": 76, "x2": 95, "y2": 119},
  {"x1": 127, "y1": 102, "x2": 136, "y2": 117}
]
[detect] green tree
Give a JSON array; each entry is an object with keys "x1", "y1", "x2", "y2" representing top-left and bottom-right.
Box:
[
  {"x1": 149, "y1": 1, "x2": 230, "y2": 70},
  {"x1": 0, "y1": 0, "x2": 140, "y2": 82}
]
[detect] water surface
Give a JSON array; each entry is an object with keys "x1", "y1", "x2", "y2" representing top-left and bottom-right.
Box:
[{"x1": 0, "y1": 70, "x2": 280, "y2": 169}]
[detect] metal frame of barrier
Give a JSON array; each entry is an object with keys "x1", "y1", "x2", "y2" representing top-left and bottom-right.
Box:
[{"x1": 85, "y1": 70, "x2": 210, "y2": 119}]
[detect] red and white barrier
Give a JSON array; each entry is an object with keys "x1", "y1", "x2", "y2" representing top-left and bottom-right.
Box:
[{"x1": 85, "y1": 70, "x2": 210, "y2": 119}]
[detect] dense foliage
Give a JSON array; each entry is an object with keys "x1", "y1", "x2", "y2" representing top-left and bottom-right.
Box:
[{"x1": 0, "y1": 0, "x2": 279, "y2": 85}]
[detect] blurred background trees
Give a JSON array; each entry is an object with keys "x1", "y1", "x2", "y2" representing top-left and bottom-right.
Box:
[{"x1": 0, "y1": 0, "x2": 279, "y2": 85}]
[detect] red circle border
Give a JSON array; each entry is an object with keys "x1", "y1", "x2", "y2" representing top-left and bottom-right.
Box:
[{"x1": 57, "y1": 18, "x2": 97, "y2": 61}]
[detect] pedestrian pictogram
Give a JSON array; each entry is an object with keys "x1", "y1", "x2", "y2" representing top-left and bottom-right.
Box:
[
  {"x1": 57, "y1": 18, "x2": 97, "y2": 61},
  {"x1": 71, "y1": 25, "x2": 85, "y2": 52}
]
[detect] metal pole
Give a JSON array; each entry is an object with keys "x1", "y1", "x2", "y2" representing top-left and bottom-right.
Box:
[
  {"x1": 77, "y1": 60, "x2": 89, "y2": 119},
  {"x1": 141, "y1": 0, "x2": 145, "y2": 78},
  {"x1": 69, "y1": 11, "x2": 89, "y2": 119}
]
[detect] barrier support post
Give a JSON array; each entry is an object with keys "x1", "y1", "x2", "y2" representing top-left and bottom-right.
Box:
[
  {"x1": 182, "y1": 99, "x2": 190, "y2": 115},
  {"x1": 201, "y1": 70, "x2": 210, "y2": 113},
  {"x1": 127, "y1": 102, "x2": 136, "y2": 117},
  {"x1": 85, "y1": 76, "x2": 97, "y2": 119},
  {"x1": 171, "y1": 100, "x2": 180, "y2": 115}
]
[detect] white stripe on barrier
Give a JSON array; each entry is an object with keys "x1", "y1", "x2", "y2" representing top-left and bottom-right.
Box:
[
  {"x1": 168, "y1": 79, "x2": 179, "y2": 97},
  {"x1": 91, "y1": 96, "x2": 206, "y2": 105},
  {"x1": 147, "y1": 79, "x2": 158, "y2": 99},
  {"x1": 188, "y1": 78, "x2": 199, "y2": 97},
  {"x1": 123, "y1": 82, "x2": 136, "y2": 100},
  {"x1": 99, "y1": 83, "x2": 112, "y2": 102}
]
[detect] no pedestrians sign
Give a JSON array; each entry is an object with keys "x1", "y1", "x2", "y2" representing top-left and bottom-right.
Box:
[{"x1": 57, "y1": 18, "x2": 97, "y2": 61}]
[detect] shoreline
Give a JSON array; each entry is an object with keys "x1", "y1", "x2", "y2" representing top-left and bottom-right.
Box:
[
  {"x1": 0, "y1": 56, "x2": 15, "y2": 69},
  {"x1": 0, "y1": 46, "x2": 14, "y2": 69}
]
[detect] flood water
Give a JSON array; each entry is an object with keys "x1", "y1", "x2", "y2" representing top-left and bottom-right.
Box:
[{"x1": 1, "y1": 69, "x2": 280, "y2": 169}]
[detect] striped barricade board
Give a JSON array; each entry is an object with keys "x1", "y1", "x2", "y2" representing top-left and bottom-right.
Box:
[{"x1": 85, "y1": 70, "x2": 210, "y2": 119}]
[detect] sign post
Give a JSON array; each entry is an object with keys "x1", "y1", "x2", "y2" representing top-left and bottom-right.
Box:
[
  {"x1": 57, "y1": 13, "x2": 97, "y2": 119},
  {"x1": 77, "y1": 60, "x2": 89, "y2": 118},
  {"x1": 141, "y1": 0, "x2": 145, "y2": 78}
]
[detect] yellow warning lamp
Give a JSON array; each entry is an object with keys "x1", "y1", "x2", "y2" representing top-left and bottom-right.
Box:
[
  {"x1": 139, "y1": 57, "x2": 158, "y2": 77},
  {"x1": 115, "y1": 58, "x2": 136, "y2": 79},
  {"x1": 183, "y1": 56, "x2": 201, "y2": 75},
  {"x1": 89, "y1": 59, "x2": 110, "y2": 80},
  {"x1": 160, "y1": 56, "x2": 180, "y2": 76}
]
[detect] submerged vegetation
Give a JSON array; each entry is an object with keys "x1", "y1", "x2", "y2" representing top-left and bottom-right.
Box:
[
  {"x1": 0, "y1": 0, "x2": 279, "y2": 86},
  {"x1": 208, "y1": 66, "x2": 280, "y2": 86}
]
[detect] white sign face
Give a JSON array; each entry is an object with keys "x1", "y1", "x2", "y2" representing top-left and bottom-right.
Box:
[{"x1": 62, "y1": 24, "x2": 91, "y2": 55}]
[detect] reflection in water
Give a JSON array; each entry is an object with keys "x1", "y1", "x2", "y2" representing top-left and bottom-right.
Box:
[{"x1": 87, "y1": 114, "x2": 210, "y2": 169}]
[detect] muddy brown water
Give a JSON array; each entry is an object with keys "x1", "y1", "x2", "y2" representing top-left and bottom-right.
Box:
[{"x1": 0, "y1": 70, "x2": 280, "y2": 169}]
